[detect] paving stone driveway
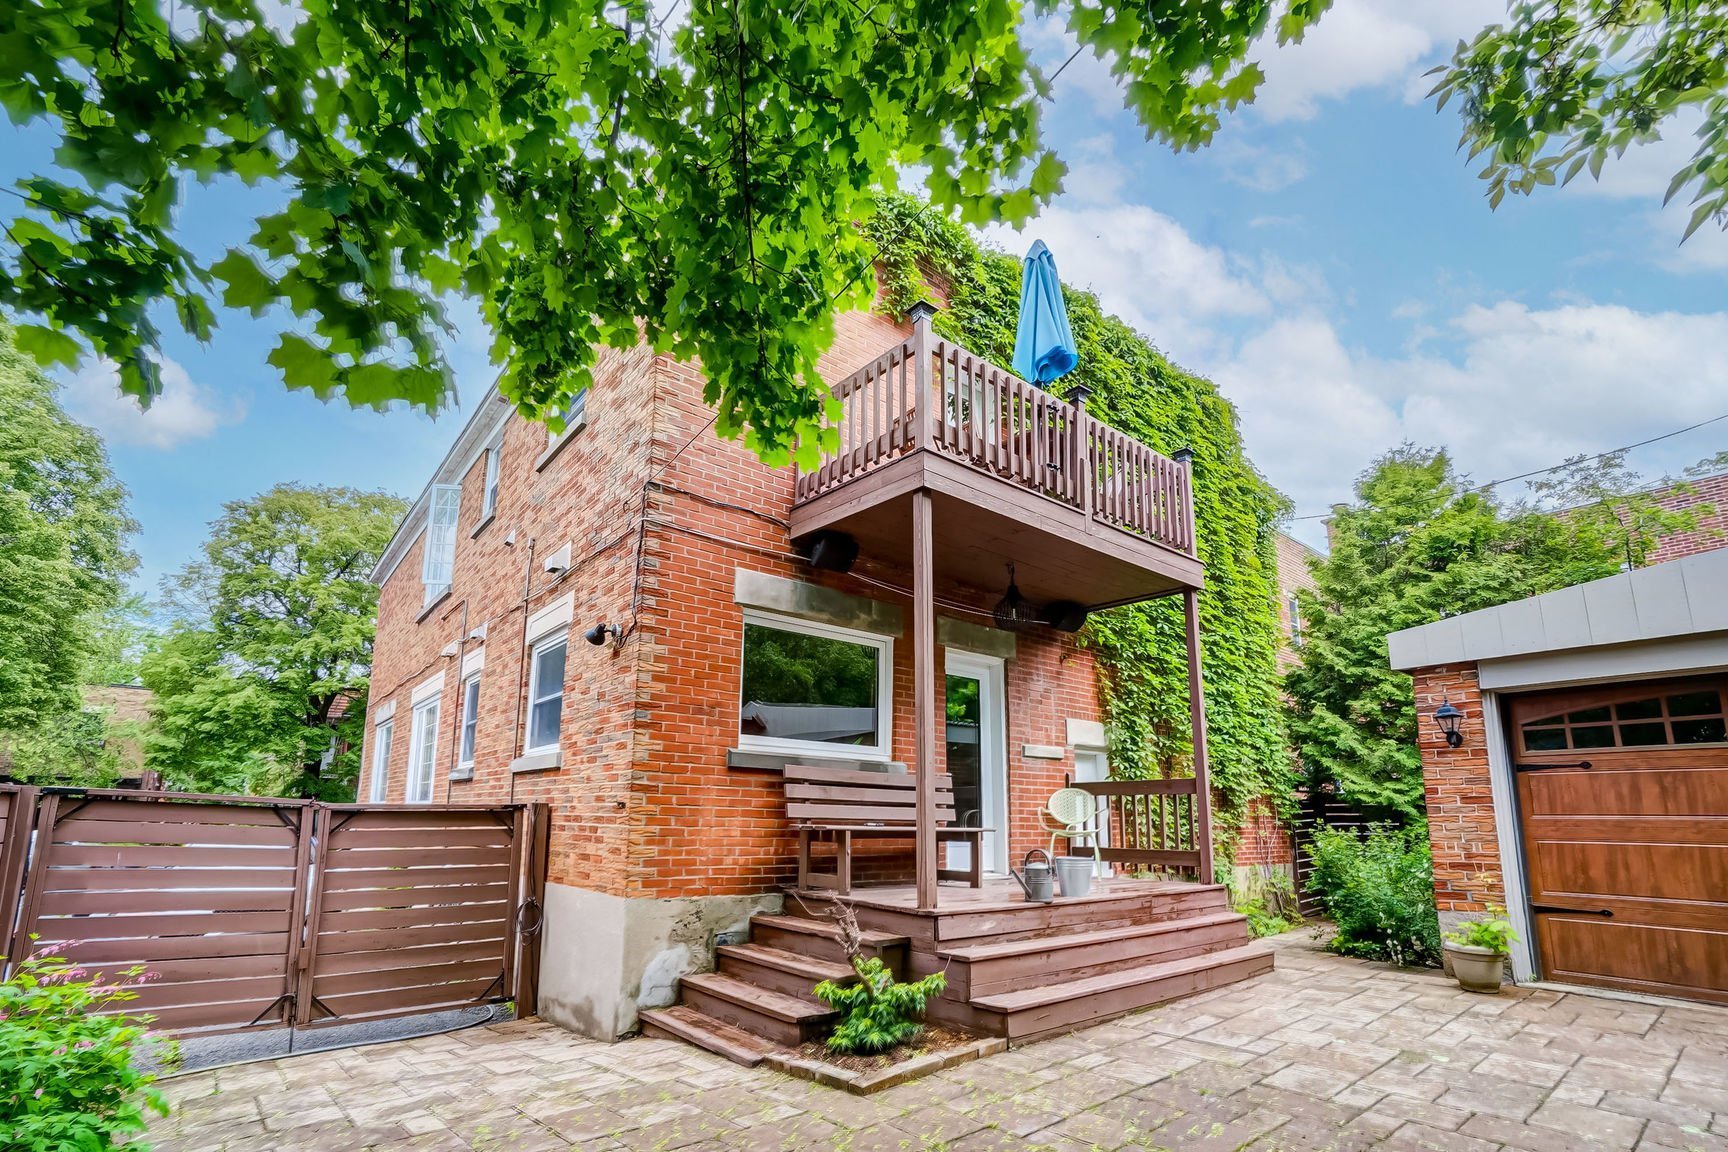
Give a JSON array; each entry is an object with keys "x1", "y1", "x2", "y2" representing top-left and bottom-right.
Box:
[{"x1": 148, "y1": 934, "x2": 1728, "y2": 1151}]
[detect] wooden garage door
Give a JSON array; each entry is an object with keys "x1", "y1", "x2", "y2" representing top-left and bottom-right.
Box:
[{"x1": 1511, "y1": 677, "x2": 1728, "y2": 1004}]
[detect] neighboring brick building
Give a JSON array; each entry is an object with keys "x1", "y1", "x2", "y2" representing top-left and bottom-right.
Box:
[
  {"x1": 1645, "y1": 468, "x2": 1728, "y2": 565},
  {"x1": 365, "y1": 300, "x2": 1251, "y2": 1038},
  {"x1": 1272, "y1": 531, "x2": 1321, "y2": 671},
  {"x1": 1389, "y1": 548, "x2": 1728, "y2": 1005}
]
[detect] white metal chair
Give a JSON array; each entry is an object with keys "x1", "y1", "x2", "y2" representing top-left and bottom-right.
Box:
[{"x1": 1041, "y1": 786, "x2": 1105, "y2": 878}]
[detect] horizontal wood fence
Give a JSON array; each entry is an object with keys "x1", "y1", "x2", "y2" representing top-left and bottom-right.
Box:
[{"x1": 0, "y1": 786, "x2": 548, "y2": 1037}]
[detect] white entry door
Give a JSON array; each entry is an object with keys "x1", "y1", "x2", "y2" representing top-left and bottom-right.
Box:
[{"x1": 944, "y1": 650, "x2": 1009, "y2": 875}]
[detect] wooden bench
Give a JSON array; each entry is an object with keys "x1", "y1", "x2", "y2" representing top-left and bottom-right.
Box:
[{"x1": 785, "y1": 764, "x2": 989, "y2": 894}]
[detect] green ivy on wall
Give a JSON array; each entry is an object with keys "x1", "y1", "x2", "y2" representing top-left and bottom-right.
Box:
[{"x1": 865, "y1": 198, "x2": 1294, "y2": 846}]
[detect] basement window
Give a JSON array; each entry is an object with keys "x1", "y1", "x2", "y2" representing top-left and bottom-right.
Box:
[{"x1": 738, "y1": 610, "x2": 892, "y2": 759}]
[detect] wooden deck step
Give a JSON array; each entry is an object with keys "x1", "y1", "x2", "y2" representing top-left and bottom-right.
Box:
[
  {"x1": 717, "y1": 943, "x2": 855, "y2": 1001},
  {"x1": 639, "y1": 1005, "x2": 782, "y2": 1067},
  {"x1": 749, "y1": 913, "x2": 908, "y2": 971},
  {"x1": 935, "y1": 910, "x2": 1251, "y2": 997},
  {"x1": 967, "y1": 941, "x2": 1275, "y2": 1042},
  {"x1": 678, "y1": 971, "x2": 838, "y2": 1047}
]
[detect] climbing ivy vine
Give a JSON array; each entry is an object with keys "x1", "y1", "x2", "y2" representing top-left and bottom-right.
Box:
[{"x1": 865, "y1": 198, "x2": 1294, "y2": 849}]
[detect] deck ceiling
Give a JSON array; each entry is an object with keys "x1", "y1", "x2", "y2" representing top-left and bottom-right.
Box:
[{"x1": 789, "y1": 454, "x2": 1203, "y2": 612}]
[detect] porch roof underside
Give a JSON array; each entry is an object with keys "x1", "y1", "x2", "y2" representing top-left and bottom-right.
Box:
[{"x1": 789, "y1": 452, "x2": 1204, "y2": 611}]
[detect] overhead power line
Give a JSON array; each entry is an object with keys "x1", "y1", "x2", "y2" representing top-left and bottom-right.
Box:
[{"x1": 1287, "y1": 410, "x2": 1728, "y2": 522}]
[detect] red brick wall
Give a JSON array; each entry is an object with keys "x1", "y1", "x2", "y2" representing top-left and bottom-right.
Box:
[
  {"x1": 1647, "y1": 470, "x2": 1728, "y2": 565},
  {"x1": 1411, "y1": 661, "x2": 1505, "y2": 914},
  {"x1": 365, "y1": 308, "x2": 1106, "y2": 901},
  {"x1": 1232, "y1": 796, "x2": 1291, "y2": 868}
]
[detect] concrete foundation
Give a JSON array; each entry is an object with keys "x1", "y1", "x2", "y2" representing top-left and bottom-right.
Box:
[{"x1": 535, "y1": 881, "x2": 784, "y2": 1039}]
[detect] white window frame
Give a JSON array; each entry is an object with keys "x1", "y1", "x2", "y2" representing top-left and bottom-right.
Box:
[
  {"x1": 548, "y1": 390, "x2": 588, "y2": 448},
  {"x1": 524, "y1": 631, "x2": 568, "y2": 755},
  {"x1": 421, "y1": 483, "x2": 461, "y2": 606},
  {"x1": 1287, "y1": 593, "x2": 1304, "y2": 646},
  {"x1": 481, "y1": 442, "x2": 501, "y2": 519},
  {"x1": 737, "y1": 609, "x2": 894, "y2": 761},
  {"x1": 458, "y1": 673, "x2": 481, "y2": 768},
  {"x1": 368, "y1": 718, "x2": 394, "y2": 802},
  {"x1": 407, "y1": 696, "x2": 440, "y2": 803}
]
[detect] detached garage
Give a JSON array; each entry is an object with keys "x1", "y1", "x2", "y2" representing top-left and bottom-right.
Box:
[{"x1": 1389, "y1": 547, "x2": 1728, "y2": 1005}]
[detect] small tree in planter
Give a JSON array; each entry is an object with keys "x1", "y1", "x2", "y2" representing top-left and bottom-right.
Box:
[
  {"x1": 0, "y1": 946, "x2": 171, "y2": 1150},
  {"x1": 1444, "y1": 911, "x2": 1517, "y2": 994},
  {"x1": 812, "y1": 900, "x2": 946, "y2": 1055}
]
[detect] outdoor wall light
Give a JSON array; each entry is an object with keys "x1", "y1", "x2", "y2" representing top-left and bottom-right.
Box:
[
  {"x1": 1434, "y1": 699, "x2": 1465, "y2": 748},
  {"x1": 583, "y1": 621, "x2": 622, "y2": 647}
]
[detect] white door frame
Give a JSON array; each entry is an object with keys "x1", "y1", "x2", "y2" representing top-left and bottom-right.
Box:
[{"x1": 945, "y1": 649, "x2": 1009, "y2": 875}]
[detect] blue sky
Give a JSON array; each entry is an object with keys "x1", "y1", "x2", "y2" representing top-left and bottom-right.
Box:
[{"x1": 8, "y1": 0, "x2": 1728, "y2": 588}]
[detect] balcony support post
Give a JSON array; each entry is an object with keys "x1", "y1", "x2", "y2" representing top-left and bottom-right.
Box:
[
  {"x1": 912, "y1": 488, "x2": 939, "y2": 911},
  {"x1": 909, "y1": 301, "x2": 936, "y2": 452},
  {"x1": 1184, "y1": 588, "x2": 1216, "y2": 885}
]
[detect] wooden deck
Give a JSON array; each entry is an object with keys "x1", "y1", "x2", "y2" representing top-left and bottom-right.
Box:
[{"x1": 641, "y1": 875, "x2": 1273, "y2": 1061}]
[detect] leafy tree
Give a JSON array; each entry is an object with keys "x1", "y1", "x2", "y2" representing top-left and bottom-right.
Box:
[
  {"x1": 0, "y1": 319, "x2": 135, "y2": 735},
  {"x1": 1434, "y1": 1, "x2": 1728, "y2": 237},
  {"x1": 1285, "y1": 445, "x2": 1699, "y2": 817},
  {"x1": 2, "y1": 0, "x2": 1331, "y2": 463},
  {"x1": 141, "y1": 484, "x2": 405, "y2": 799}
]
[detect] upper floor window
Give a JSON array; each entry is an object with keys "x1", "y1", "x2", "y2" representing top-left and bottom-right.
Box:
[
  {"x1": 421, "y1": 484, "x2": 461, "y2": 606},
  {"x1": 738, "y1": 610, "x2": 892, "y2": 758},
  {"x1": 481, "y1": 443, "x2": 501, "y2": 520},
  {"x1": 548, "y1": 390, "x2": 588, "y2": 450},
  {"x1": 368, "y1": 718, "x2": 393, "y2": 802},
  {"x1": 458, "y1": 673, "x2": 481, "y2": 767},
  {"x1": 1519, "y1": 685, "x2": 1727, "y2": 752},
  {"x1": 526, "y1": 633, "x2": 567, "y2": 754},
  {"x1": 1287, "y1": 594, "x2": 1303, "y2": 647}
]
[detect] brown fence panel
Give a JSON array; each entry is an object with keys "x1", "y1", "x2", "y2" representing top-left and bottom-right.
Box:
[
  {"x1": 0, "y1": 784, "x2": 38, "y2": 966},
  {"x1": 297, "y1": 805, "x2": 526, "y2": 1028},
  {"x1": 13, "y1": 791, "x2": 312, "y2": 1033},
  {"x1": 1291, "y1": 789, "x2": 1374, "y2": 918}
]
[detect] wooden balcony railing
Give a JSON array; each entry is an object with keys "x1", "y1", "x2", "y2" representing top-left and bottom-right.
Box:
[
  {"x1": 794, "y1": 328, "x2": 1196, "y2": 556},
  {"x1": 1073, "y1": 778, "x2": 1205, "y2": 876}
]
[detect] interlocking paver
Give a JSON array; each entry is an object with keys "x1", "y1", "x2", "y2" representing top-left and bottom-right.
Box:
[{"x1": 144, "y1": 933, "x2": 1728, "y2": 1152}]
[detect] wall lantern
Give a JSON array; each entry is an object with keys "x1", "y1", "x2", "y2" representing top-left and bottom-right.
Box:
[{"x1": 1434, "y1": 699, "x2": 1465, "y2": 748}]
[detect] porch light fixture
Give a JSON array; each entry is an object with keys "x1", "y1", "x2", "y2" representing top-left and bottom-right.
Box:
[
  {"x1": 992, "y1": 565, "x2": 1039, "y2": 633},
  {"x1": 1434, "y1": 699, "x2": 1465, "y2": 748},
  {"x1": 583, "y1": 621, "x2": 622, "y2": 647}
]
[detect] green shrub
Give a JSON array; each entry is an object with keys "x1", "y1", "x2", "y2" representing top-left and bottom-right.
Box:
[
  {"x1": 1304, "y1": 824, "x2": 1442, "y2": 966},
  {"x1": 813, "y1": 957, "x2": 947, "y2": 1055},
  {"x1": 1446, "y1": 910, "x2": 1517, "y2": 954},
  {"x1": 1225, "y1": 866, "x2": 1301, "y2": 938},
  {"x1": 0, "y1": 947, "x2": 170, "y2": 1150}
]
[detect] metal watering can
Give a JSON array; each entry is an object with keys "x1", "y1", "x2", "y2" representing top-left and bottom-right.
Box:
[{"x1": 1010, "y1": 848, "x2": 1056, "y2": 903}]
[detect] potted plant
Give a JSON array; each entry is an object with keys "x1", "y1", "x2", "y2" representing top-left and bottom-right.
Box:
[{"x1": 1443, "y1": 911, "x2": 1516, "y2": 993}]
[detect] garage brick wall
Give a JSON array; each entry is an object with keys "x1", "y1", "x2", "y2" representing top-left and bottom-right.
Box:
[{"x1": 1411, "y1": 661, "x2": 1506, "y2": 915}]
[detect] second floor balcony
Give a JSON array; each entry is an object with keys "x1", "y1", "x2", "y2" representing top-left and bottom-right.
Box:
[{"x1": 791, "y1": 309, "x2": 1202, "y2": 615}]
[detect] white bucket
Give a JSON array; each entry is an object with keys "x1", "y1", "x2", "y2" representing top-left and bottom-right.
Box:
[{"x1": 1055, "y1": 855, "x2": 1094, "y2": 898}]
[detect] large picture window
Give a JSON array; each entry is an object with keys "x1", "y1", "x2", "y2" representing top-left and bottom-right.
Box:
[
  {"x1": 421, "y1": 484, "x2": 461, "y2": 605},
  {"x1": 525, "y1": 633, "x2": 567, "y2": 754},
  {"x1": 407, "y1": 697, "x2": 439, "y2": 803},
  {"x1": 738, "y1": 611, "x2": 891, "y2": 757}
]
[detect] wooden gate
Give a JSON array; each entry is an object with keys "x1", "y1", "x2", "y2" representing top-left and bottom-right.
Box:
[{"x1": 1, "y1": 790, "x2": 548, "y2": 1036}]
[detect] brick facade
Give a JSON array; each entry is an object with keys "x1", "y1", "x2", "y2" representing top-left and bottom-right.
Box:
[
  {"x1": 1409, "y1": 662, "x2": 1504, "y2": 916},
  {"x1": 363, "y1": 308, "x2": 1108, "y2": 904},
  {"x1": 1647, "y1": 470, "x2": 1728, "y2": 566}
]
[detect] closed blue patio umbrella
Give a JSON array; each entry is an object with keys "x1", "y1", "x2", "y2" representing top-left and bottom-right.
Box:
[{"x1": 1011, "y1": 240, "x2": 1079, "y2": 386}]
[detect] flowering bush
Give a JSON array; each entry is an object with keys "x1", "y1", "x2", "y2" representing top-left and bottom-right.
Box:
[
  {"x1": 0, "y1": 947, "x2": 169, "y2": 1151},
  {"x1": 1304, "y1": 824, "x2": 1443, "y2": 967}
]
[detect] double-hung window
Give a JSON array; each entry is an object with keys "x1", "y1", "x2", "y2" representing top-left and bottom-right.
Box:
[
  {"x1": 458, "y1": 674, "x2": 481, "y2": 768},
  {"x1": 368, "y1": 719, "x2": 393, "y2": 802},
  {"x1": 421, "y1": 484, "x2": 461, "y2": 606},
  {"x1": 525, "y1": 633, "x2": 567, "y2": 754},
  {"x1": 738, "y1": 610, "x2": 892, "y2": 758},
  {"x1": 547, "y1": 391, "x2": 588, "y2": 450},
  {"x1": 407, "y1": 696, "x2": 439, "y2": 803}
]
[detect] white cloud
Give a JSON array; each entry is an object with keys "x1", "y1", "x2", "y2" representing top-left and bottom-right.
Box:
[
  {"x1": 1252, "y1": 0, "x2": 1504, "y2": 122},
  {"x1": 60, "y1": 356, "x2": 242, "y2": 450}
]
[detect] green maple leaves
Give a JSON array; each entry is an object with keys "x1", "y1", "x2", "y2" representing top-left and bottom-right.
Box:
[{"x1": 3, "y1": 0, "x2": 1330, "y2": 460}]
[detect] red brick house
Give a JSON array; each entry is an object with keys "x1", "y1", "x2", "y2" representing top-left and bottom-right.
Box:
[
  {"x1": 363, "y1": 301, "x2": 1275, "y2": 1049},
  {"x1": 1389, "y1": 546, "x2": 1728, "y2": 1006}
]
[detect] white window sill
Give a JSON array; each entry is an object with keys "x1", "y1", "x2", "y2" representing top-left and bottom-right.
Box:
[
  {"x1": 449, "y1": 764, "x2": 474, "y2": 782},
  {"x1": 469, "y1": 513, "x2": 495, "y2": 540},
  {"x1": 417, "y1": 586, "x2": 452, "y2": 623},
  {"x1": 534, "y1": 415, "x2": 587, "y2": 472},
  {"x1": 510, "y1": 749, "x2": 563, "y2": 774}
]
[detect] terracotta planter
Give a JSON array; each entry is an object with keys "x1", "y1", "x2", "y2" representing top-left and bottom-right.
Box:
[{"x1": 1444, "y1": 943, "x2": 1507, "y2": 994}]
